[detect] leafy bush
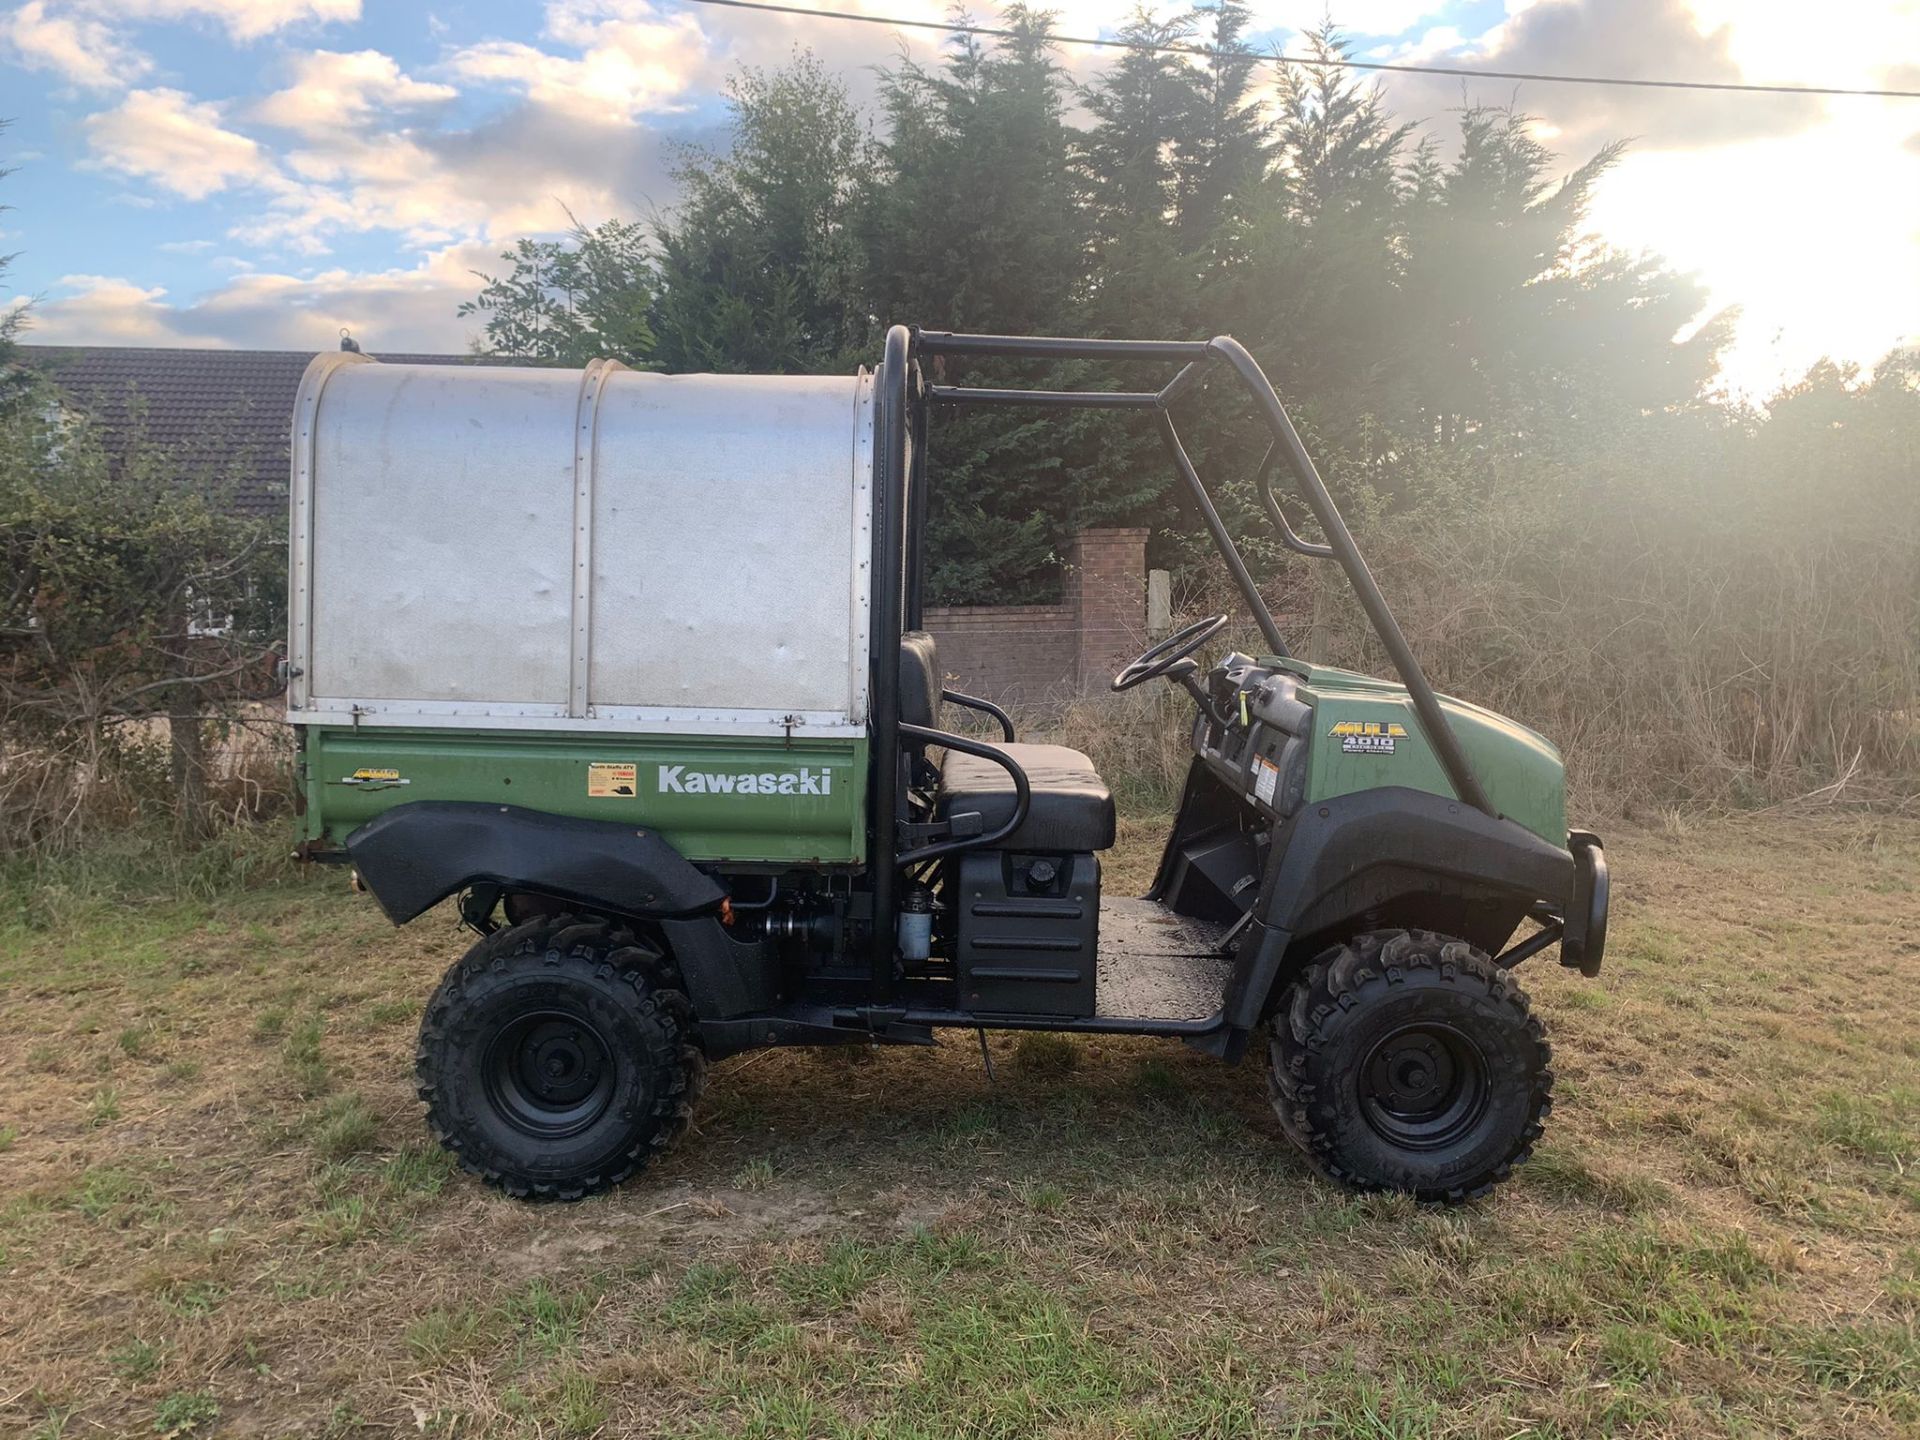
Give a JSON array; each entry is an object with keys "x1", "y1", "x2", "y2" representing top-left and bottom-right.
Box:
[{"x1": 0, "y1": 398, "x2": 287, "y2": 851}]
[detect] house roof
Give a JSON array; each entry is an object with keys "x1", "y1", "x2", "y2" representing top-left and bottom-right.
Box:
[{"x1": 16, "y1": 345, "x2": 498, "y2": 518}]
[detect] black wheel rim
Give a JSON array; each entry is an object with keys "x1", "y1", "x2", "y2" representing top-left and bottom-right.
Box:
[
  {"x1": 1358, "y1": 1022, "x2": 1490, "y2": 1152},
  {"x1": 482, "y1": 1009, "x2": 618, "y2": 1139}
]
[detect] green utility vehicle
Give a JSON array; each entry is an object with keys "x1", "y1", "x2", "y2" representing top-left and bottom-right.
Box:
[{"x1": 288, "y1": 327, "x2": 1608, "y2": 1203}]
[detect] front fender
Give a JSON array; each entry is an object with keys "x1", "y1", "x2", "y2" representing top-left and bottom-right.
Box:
[
  {"x1": 345, "y1": 802, "x2": 725, "y2": 926},
  {"x1": 1222, "y1": 787, "x2": 1578, "y2": 1036}
]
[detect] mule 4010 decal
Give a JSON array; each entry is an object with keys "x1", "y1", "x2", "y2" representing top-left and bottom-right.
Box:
[{"x1": 1330, "y1": 719, "x2": 1407, "y2": 755}]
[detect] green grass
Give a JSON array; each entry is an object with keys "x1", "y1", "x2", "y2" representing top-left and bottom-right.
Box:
[
  {"x1": 107, "y1": 1336, "x2": 166, "y2": 1381},
  {"x1": 502, "y1": 1279, "x2": 598, "y2": 1359},
  {"x1": 730, "y1": 1156, "x2": 775, "y2": 1192},
  {"x1": 283, "y1": 1016, "x2": 329, "y2": 1095},
  {"x1": 379, "y1": 1144, "x2": 455, "y2": 1197},
  {"x1": 151, "y1": 1390, "x2": 218, "y2": 1435},
  {"x1": 309, "y1": 1092, "x2": 378, "y2": 1161},
  {"x1": 251, "y1": 1005, "x2": 289, "y2": 1040},
  {"x1": 1011, "y1": 1031, "x2": 1080, "y2": 1075},
  {"x1": 404, "y1": 1304, "x2": 495, "y2": 1365},
  {"x1": 86, "y1": 1085, "x2": 120, "y2": 1127},
  {"x1": 156, "y1": 1280, "x2": 227, "y2": 1319},
  {"x1": 3, "y1": 812, "x2": 1920, "y2": 1435}
]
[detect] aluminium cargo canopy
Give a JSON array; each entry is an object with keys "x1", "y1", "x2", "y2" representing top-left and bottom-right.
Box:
[{"x1": 287, "y1": 354, "x2": 875, "y2": 737}]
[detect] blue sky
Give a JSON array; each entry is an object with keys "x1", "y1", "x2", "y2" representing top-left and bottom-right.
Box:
[{"x1": 3, "y1": 0, "x2": 1916, "y2": 396}]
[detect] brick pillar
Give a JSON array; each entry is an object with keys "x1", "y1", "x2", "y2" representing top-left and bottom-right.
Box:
[{"x1": 1069, "y1": 527, "x2": 1149, "y2": 691}]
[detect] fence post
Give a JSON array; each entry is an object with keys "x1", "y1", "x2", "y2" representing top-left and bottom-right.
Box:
[{"x1": 1147, "y1": 569, "x2": 1171, "y2": 639}]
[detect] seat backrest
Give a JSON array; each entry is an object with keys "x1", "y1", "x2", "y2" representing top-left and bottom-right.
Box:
[{"x1": 899, "y1": 631, "x2": 940, "y2": 728}]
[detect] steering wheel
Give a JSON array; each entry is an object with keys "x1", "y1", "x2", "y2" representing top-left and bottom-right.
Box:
[{"x1": 1111, "y1": 613, "x2": 1230, "y2": 692}]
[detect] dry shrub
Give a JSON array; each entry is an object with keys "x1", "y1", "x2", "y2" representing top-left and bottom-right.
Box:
[
  {"x1": 1017, "y1": 440, "x2": 1916, "y2": 819},
  {"x1": 0, "y1": 705, "x2": 295, "y2": 856},
  {"x1": 1311, "y1": 503, "x2": 1919, "y2": 814}
]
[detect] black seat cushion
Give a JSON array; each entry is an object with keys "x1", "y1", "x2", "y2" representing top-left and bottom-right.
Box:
[
  {"x1": 937, "y1": 742, "x2": 1115, "y2": 852},
  {"x1": 899, "y1": 631, "x2": 940, "y2": 728}
]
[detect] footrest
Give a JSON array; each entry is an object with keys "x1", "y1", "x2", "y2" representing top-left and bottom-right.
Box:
[{"x1": 1095, "y1": 898, "x2": 1235, "y2": 1021}]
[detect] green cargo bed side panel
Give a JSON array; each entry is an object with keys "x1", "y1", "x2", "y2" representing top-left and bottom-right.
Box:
[
  {"x1": 1287, "y1": 663, "x2": 1568, "y2": 845},
  {"x1": 304, "y1": 729, "x2": 868, "y2": 864}
]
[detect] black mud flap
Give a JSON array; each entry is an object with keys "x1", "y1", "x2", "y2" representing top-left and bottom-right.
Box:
[
  {"x1": 345, "y1": 802, "x2": 724, "y2": 926},
  {"x1": 1561, "y1": 829, "x2": 1609, "y2": 977}
]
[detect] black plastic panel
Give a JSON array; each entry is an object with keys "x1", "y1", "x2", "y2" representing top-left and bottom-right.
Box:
[
  {"x1": 1190, "y1": 661, "x2": 1313, "y2": 823},
  {"x1": 953, "y1": 850, "x2": 1099, "y2": 1017}
]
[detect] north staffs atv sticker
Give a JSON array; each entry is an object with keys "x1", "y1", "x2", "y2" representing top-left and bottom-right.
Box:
[
  {"x1": 1330, "y1": 719, "x2": 1407, "y2": 756},
  {"x1": 655, "y1": 765, "x2": 833, "y2": 797},
  {"x1": 587, "y1": 762, "x2": 638, "y2": 797}
]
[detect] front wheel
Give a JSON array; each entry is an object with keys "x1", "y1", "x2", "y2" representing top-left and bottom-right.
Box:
[
  {"x1": 416, "y1": 916, "x2": 705, "y2": 1200},
  {"x1": 1268, "y1": 930, "x2": 1551, "y2": 1203}
]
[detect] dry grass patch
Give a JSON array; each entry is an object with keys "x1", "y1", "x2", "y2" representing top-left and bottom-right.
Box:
[{"x1": 2, "y1": 813, "x2": 1918, "y2": 1435}]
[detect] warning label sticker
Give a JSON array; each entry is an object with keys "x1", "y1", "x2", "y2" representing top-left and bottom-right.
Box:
[
  {"x1": 1252, "y1": 755, "x2": 1279, "y2": 806},
  {"x1": 587, "y1": 761, "x2": 637, "y2": 797}
]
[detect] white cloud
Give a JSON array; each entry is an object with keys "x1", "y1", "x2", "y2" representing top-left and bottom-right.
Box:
[
  {"x1": 1375, "y1": 0, "x2": 1824, "y2": 152},
  {"x1": 232, "y1": 102, "x2": 683, "y2": 255},
  {"x1": 254, "y1": 49, "x2": 457, "y2": 136},
  {"x1": 70, "y1": 0, "x2": 360, "y2": 43},
  {"x1": 30, "y1": 273, "x2": 175, "y2": 342},
  {"x1": 1252, "y1": 1, "x2": 1447, "y2": 36},
  {"x1": 84, "y1": 87, "x2": 277, "y2": 199},
  {"x1": 1687, "y1": 0, "x2": 1920, "y2": 92},
  {"x1": 245, "y1": 133, "x2": 476, "y2": 250},
  {"x1": 1344, "y1": 0, "x2": 1919, "y2": 393},
  {"x1": 237, "y1": 35, "x2": 684, "y2": 254},
  {"x1": 449, "y1": 0, "x2": 715, "y2": 120},
  {"x1": 23, "y1": 247, "x2": 493, "y2": 351},
  {"x1": 2, "y1": 0, "x2": 151, "y2": 88},
  {"x1": 1366, "y1": 24, "x2": 1465, "y2": 64}
]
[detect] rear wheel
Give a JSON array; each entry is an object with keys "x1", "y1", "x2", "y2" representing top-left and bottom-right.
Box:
[
  {"x1": 1268, "y1": 929, "x2": 1551, "y2": 1202},
  {"x1": 416, "y1": 915, "x2": 704, "y2": 1200}
]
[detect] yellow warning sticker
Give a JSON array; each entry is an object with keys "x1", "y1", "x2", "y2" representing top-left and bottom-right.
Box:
[{"x1": 587, "y1": 761, "x2": 637, "y2": 798}]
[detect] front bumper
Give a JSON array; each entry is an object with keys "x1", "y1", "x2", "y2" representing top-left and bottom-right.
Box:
[{"x1": 1561, "y1": 829, "x2": 1610, "y2": 977}]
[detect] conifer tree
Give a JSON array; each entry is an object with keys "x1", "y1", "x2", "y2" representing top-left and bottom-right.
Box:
[{"x1": 651, "y1": 53, "x2": 872, "y2": 373}]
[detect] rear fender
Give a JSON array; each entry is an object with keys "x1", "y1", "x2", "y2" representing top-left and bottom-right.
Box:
[
  {"x1": 346, "y1": 801, "x2": 724, "y2": 925},
  {"x1": 347, "y1": 802, "x2": 785, "y2": 1027}
]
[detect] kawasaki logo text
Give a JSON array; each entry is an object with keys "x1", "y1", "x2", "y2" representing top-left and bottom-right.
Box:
[{"x1": 656, "y1": 766, "x2": 833, "y2": 796}]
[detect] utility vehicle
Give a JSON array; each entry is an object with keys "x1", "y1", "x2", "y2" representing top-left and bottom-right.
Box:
[{"x1": 287, "y1": 326, "x2": 1608, "y2": 1203}]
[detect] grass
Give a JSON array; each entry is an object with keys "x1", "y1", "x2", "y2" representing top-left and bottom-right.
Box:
[
  {"x1": 3, "y1": 809, "x2": 1920, "y2": 1435},
  {"x1": 310, "y1": 1092, "x2": 379, "y2": 1161},
  {"x1": 151, "y1": 1390, "x2": 218, "y2": 1435}
]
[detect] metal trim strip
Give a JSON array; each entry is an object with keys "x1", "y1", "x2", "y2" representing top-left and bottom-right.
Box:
[
  {"x1": 288, "y1": 707, "x2": 866, "y2": 737},
  {"x1": 286, "y1": 349, "x2": 373, "y2": 716},
  {"x1": 849, "y1": 369, "x2": 875, "y2": 724},
  {"x1": 571, "y1": 358, "x2": 626, "y2": 717}
]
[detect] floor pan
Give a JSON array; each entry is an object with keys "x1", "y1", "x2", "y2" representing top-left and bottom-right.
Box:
[{"x1": 1095, "y1": 897, "x2": 1237, "y2": 1021}]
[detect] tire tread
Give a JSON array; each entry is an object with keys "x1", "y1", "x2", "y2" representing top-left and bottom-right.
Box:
[
  {"x1": 1268, "y1": 928, "x2": 1552, "y2": 1204},
  {"x1": 414, "y1": 914, "x2": 703, "y2": 1201}
]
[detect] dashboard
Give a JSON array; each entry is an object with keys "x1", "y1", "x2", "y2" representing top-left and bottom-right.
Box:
[{"x1": 1191, "y1": 655, "x2": 1316, "y2": 824}]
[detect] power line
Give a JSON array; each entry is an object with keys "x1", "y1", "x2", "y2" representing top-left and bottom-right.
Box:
[{"x1": 675, "y1": 0, "x2": 1920, "y2": 100}]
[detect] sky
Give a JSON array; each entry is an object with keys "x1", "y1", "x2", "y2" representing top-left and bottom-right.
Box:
[{"x1": 2, "y1": 0, "x2": 1917, "y2": 398}]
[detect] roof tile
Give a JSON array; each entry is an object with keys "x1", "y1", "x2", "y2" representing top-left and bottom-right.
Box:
[{"x1": 17, "y1": 346, "x2": 493, "y2": 517}]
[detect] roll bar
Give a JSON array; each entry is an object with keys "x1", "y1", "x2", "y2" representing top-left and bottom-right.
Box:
[{"x1": 867, "y1": 325, "x2": 1497, "y2": 991}]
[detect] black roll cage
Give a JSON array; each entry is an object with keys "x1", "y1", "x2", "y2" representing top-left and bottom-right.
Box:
[{"x1": 866, "y1": 325, "x2": 1493, "y2": 992}]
